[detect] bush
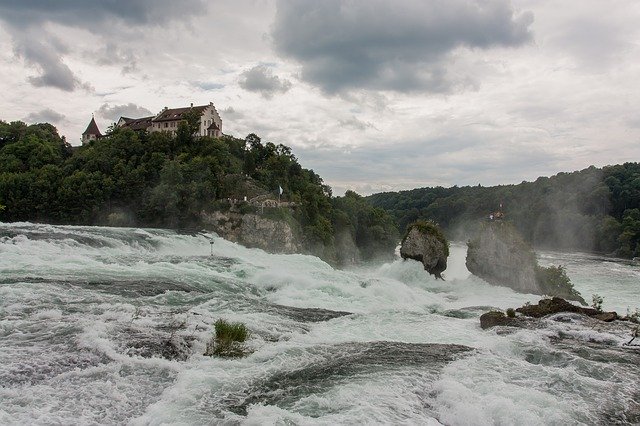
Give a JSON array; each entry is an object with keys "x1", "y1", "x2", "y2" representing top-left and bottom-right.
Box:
[
  {"x1": 205, "y1": 319, "x2": 250, "y2": 358},
  {"x1": 535, "y1": 265, "x2": 584, "y2": 304},
  {"x1": 506, "y1": 308, "x2": 516, "y2": 318},
  {"x1": 591, "y1": 294, "x2": 604, "y2": 312}
]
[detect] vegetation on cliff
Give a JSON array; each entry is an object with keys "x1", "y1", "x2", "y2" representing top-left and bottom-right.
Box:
[
  {"x1": 368, "y1": 163, "x2": 640, "y2": 258},
  {"x1": 0, "y1": 120, "x2": 398, "y2": 263}
]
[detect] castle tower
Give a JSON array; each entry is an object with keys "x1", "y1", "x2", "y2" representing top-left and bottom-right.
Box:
[{"x1": 81, "y1": 116, "x2": 102, "y2": 145}]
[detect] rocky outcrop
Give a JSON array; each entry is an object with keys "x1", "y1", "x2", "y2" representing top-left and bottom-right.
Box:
[
  {"x1": 480, "y1": 297, "x2": 622, "y2": 330},
  {"x1": 201, "y1": 211, "x2": 302, "y2": 254},
  {"x1": 516, "y1": 297, "x2": 618, "y2": 321},
  {"x1": 400, "y1": 221, "x2": 448, "y2": 278},
  {"x1": 466, "y1": 222, "x2": 585, "y2": 304},
  {"x1": 480, "y1": 311, "x2": 528, "y2": 329}
]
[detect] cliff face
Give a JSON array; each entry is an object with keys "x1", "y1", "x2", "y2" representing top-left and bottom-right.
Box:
[
  {"x1": 202, "y1": 211, "x2": 302, "y2": 254},
  {"x1": 466, "y1": 222, "x2": 541, "y2": 293},
  {"x1": 466, "y1": 222, "x2": 584, "y2": 304},
  {"x1": 400, "y1": 222, "x2": 448, "y2": 278}
]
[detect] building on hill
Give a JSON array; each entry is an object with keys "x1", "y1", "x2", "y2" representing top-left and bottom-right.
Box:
[
  {"x1": 117, "y1": 102, "x2": 222, "y2": 137},
  {"x1": 81, "y1": 116, "x2": 102, "y2": 144}
]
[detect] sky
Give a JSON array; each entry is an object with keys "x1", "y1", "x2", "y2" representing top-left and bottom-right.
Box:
[{"x1": 1, "y1": 0, "x2": 639, "y2": 196}]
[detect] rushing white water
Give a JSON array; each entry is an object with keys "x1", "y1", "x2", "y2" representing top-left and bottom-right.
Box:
[{"x1": 1, "y1": 222, "x2": 639, "y2": 425}]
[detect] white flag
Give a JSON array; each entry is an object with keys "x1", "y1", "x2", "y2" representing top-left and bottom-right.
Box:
[{"x1": 278, "y1": 185, "x2": 283, "y2": 195}]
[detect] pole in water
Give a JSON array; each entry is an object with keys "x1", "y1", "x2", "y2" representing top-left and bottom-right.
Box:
[{"x1": 210, "y1": 240, "x2": 214, "y2": 256}]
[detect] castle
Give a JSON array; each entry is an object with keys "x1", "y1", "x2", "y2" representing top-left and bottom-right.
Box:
[{"x1": 82, "y1": 102, "x2": 222, "y2": 144}]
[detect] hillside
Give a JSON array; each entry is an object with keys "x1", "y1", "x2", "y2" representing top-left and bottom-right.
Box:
[
  {"x1": 367, "y1": 164, "x2": 640, "y2": 258},
  {"x1": 0, "y1": 120, "x2": 398, "y2": 265}
]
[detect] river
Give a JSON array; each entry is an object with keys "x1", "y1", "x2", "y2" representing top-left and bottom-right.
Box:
[{"x1": 1, "y1": 222, "x2": 638, "y2": 424}]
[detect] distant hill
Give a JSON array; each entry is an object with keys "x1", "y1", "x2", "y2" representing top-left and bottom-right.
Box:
[{"x1": 366, "y1": 163, "x2": 640, "y2": 258}]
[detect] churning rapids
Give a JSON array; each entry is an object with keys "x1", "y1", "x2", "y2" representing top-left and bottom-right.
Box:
[{"x1": 1, "y1": 223, "x2": 639, "y2": 425}]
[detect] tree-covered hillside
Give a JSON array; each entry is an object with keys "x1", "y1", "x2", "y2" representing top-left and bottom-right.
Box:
[
  {"x1": 0, "y1": 120, "x2": 397, "y2": 263},
  {"x1": 367, "y1": 164, "x2": 640, "y2": 258}
]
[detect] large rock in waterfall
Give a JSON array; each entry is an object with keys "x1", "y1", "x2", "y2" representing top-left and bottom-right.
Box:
[
  {"x1": 466, "y1": 222, "x2": 585, "y2": 304},
  {"x1": 202, "y1": 211, "x2": 302, "y2": 254},
  {"x1": 400, "y1": 221, "x2": 449, "y2": 279}
]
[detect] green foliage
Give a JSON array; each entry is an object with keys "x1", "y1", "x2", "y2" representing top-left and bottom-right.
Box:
[
  {"x1": 535, "y1": 265, "x2": 583, "y2": 303},
  {"x1": 214, "y1": 319, "x2": 249, "y2": 342},
  {"x1": 367, "y1": 163, "x2": 640, "y2": 258},
  {"x1": 591, "y1": 294, "x2": 604, "y2": 312},
  {"x1": 207, "y1": 319, "x2": 250, "y2": 358},
  {"x1": 331, "y1": 190, "x2": 399, "y2": 261},
  {"x1": 404, "y1": 220, "x2": 449, "y2": 256},
  {"x1": 506, "y1": 308, "x2": 516, "y2": 318}
]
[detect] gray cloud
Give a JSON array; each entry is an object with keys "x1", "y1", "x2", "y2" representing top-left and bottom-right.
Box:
[
  {"x1": 93, "y1": 43, "x2": 139, "y2": 73},
  {"x1": 25, "y1": 108, "x2": 66, "y2": 124},
  {"x1": 13, "y1": 33, "x2": 84, "y2": 91},
  {"x1": 338, "y1": 116, "x2": 376, "y2": 131},
  {"x1": 272, "y1": 0, "x2": 533, "y2": 93},
  {"x1": 239, "y1": 65, "x2": 292, "y2": 98},
  {"x1": 221, "y1": 106, "x2": 245, "y2": 120},
  {"x1": 0, "y1": 0, "x2": 206, "y2": 29},
  {"x1": 0, "y1": 0, "x2": 206, "y2": 90},
  {"x1": 296, "y1": 133, "x2": 558, "y2": 196},
  {"x1": 97, "y1": 103, "x2": 153, "y2": 121},
  {"x1": 193, "y1": 81, "x2": 226, "y2": 91}
]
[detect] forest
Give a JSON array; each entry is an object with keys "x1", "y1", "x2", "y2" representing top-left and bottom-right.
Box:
[
  {"x1": 0, "y1": 119, "x2": 398, "y2": 262},
  {"x1": 367, "y1": 163, "x2": 640, "y2": 258}
]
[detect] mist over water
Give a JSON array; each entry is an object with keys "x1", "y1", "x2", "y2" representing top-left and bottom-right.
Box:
[{"x1": 1, "y1": 223, "x2": 639, "y2": 424}]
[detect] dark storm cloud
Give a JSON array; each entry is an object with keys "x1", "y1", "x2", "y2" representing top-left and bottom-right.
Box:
[
  {"x1": 239, "y1": 65, "x2": 292, "y2": 98},
  {"x1": 97, "y1": 103, "x2": 153, "y2": 121},
  {"x1": 272, "y1": 0, "x2": 533, "y2": 93},
  {"x1": 25, "y1": 108, "x2": 66, "y2": 124},
  {"x1": 0, "y1": 0, "x2": 205, "y2": 90}
]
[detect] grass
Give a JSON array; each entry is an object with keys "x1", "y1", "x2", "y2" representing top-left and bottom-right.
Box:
[
  {"x1": 215, "y1": 319, "x2": 249, "y2": 342},
  {"x1": 205, "y1": 319, "x2": 250, "y2": 358}
]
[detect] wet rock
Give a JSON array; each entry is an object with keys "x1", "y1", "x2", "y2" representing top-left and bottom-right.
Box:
[
  {"x1": 479, "y1": 311, "x2": 527, "y2": 329},
  {"x1": 480, "y1": 298, "x2": 625, "y2": 330},
  {"x1": 202, "y1": 211, "x2": 302, "y2": 254},
  {"x1": 466, "y1": 222, "x2": 585, "y2": 304},
  {"x1": 509, "y1": 297, "x2": 619, "y2": 323},
  {"x1": 400, "y1": 221, "x2": 448, "y2": 279},
  {"x1": 594, "y1": 312, "x2": 618, "y2": 322}
]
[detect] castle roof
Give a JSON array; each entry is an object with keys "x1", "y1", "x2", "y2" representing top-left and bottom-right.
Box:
[
  {"x1": 120, "y1": 116, "x2": 154, "y2": 131},
  {"x1": 82, "y1": 117, "x2": 102, "y2": 137},
  {"x1": 153, "y1": 105, "x2": 209, "y2": 122}
]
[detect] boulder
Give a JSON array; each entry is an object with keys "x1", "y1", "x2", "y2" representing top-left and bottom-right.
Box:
[
  {"x1": 201, "y1": 211, "x2": 302, "y2": 254},
  {"x1": 480, "y1": 311, "x2": 525, "y2": 329},
  {"x1": 400, "y1": 221, "x2": 449, "y2": 278},
  {"x1": 466, "y1": 222, "x2": 585, "y2": 304},
  {"x1": 515, "y1": 297, "x2": 618, "y2": 321},
  {"x1": 481, "y1": 297, "x2": 623, "y2": 330}
]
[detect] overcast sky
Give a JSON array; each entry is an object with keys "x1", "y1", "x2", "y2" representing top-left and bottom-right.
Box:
[{"x1": 1, "y1": 0, "x2": 639, "y2": 195}]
